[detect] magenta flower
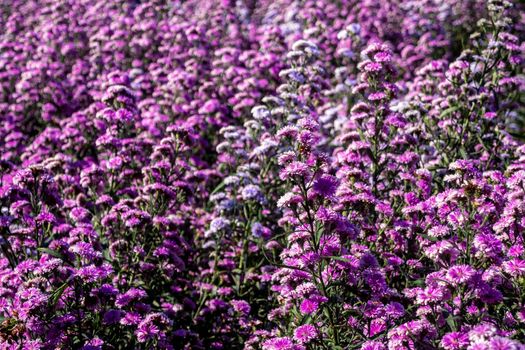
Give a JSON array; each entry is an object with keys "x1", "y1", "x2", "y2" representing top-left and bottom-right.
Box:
[
  {"x1": 446, "y1": 265, "x2": 476, "y2": 284},
  {"x1": 299, "y1": 299, "x2": 319, "y2": 314},
  {"x1": 440, "y1": 332, "x2": 469, "y2": 350},
  {"x1": 293, "y1": 324, "x2": 317, "y2": 344},
  {"x1": 262, "y1": 337, "x2": 294, "y2": 350},
  {"x1": 280, "y1": 161, "x2": 310, "y2": 181},
  {"x1": 0, "y1": 0, "x2": 523, "y2": 349}
]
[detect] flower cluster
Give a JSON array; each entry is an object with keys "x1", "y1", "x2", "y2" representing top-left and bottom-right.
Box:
[{"x1": 0, "y1": 0, "x2": 524, "y2": 349}]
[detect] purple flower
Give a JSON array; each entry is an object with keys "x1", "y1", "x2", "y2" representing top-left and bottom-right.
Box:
[
  {"x1": 299, "y1": 299, "x2": 318, "y2": 314},
  {"x1": 473, "y1": 233, "x2": 503, "y2": 259},
  {"x1": 103, "y1": 310, "x2": 122, "y2": 325},
  {"x1": 206, "y1": 217, "x2": 231, "y2": 237},
  {"x1": 428, "y1": 225, "x2": 450, "y2": 238},
  {"x1": 503, "y1": 259, "x2": 525, "y2": 277},
  {"x1": 199, "y1": 99, "x2": 220, "y2": 114},
  {"x1": 251, "y1": 222, "x2": 271, "y2": 239},
  {"x1": 440, "y1": 332, "x2": 469, "y2": 350},
  {"x1": 368, "y1": 92, "x2": 386, "y2": 101},
  {"x1": 82, "y1": 338, "x2": 104, "y2": 350},
  {"x1": 280, "y1": 162, "x2": 310, "y2": 180},
  {"x1": 361, "y1": 341, "x2": 386, "y2": 350},
  {"x1": 312, "y1": 175, "x2": 338, "y2": 198},
  {"x1": 241, "y1": 184, "x2": 262, "y2": 201},
  {"x1": 488, "y1": 337, "x2": 522, "y2": 349},
  {"x1": 293, "y1": 324, "x2": 317, "y2": 344},
  {"x1": 446, "y1": 265, "x2": 476, "y2": 284},
  {"x1": 0, "y1": 1, "x2": 523, "y2": 349},
  {"x1": 69, "y1": 207, "x2": 91, "y2": 222},
  {"x1": 277, "y1": 192, "x2": 302, "y2": 208},
  {"x1": 276, "y1": 126, "x2": 299, "y2": 139},
  {"x1": 135, "y1": 322, "x2": 160, "y2": 343},
  {"x1": 363, "y1": 62, "x2": 383, "y2": 72},
  {"x1": 231, "y1": 300, "x2": 251, "y2": 315},
  {"x1": 262, "y1": 337, "x2": 294, "y2": 350}
]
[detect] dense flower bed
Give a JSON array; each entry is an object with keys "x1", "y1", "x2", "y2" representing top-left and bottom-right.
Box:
[{"x1": 0, "y1": 0, "x2": 524, "y2": 349}]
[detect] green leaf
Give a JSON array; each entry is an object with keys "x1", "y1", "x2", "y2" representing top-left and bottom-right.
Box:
[
  {"x1": 440, "y1": 106, "x2": 460, "y2": 118},
  {"x1": 420, "y1": 234, "x2": 438, "y2": 242},
  {"x1": 49, "y1": 282, "x2": 69, "y2": 307},
  {"x1": 326, "y1": 256, "x2": 353, "y2": 263},
  {"x1": 459, "y1": 147, "x2": 468, "y2": 159},
  {"x1": 446, "y1": 314, "x2": 457, "y2": 331},
  {"x1": 37, "y1": 247, "x2": 65, "y2": 260},
  {"x1": 412, "y1": 278, "x2": 425, "y2": 287},
  {"x1": 210, "y1": 181, "x2": 226, "y2": 196}
]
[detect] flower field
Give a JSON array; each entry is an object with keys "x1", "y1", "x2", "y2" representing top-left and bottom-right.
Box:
[{"x1": 0, "y1": 0, "x2": 524, "y2": 349}]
